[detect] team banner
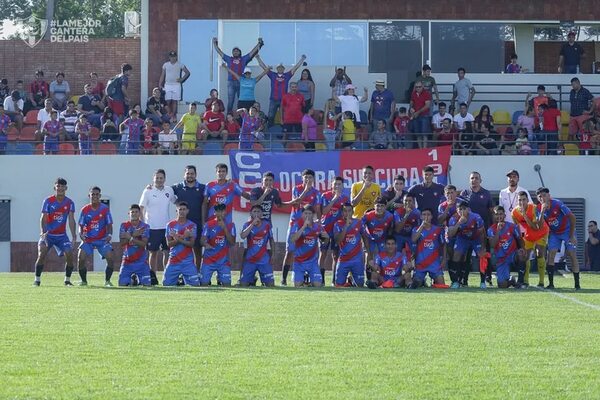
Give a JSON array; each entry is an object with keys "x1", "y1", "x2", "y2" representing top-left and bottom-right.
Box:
[{"x1": 229, "y1": 146, "x2": 451, "y2": 214}]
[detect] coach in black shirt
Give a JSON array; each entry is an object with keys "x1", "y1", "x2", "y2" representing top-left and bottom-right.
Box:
[
  {"x1": 408, "y1": 166, "x2": 445, "y2": 221},
  {"x1": 460, "y1": 171, "x2": 494, "y2": 228},
  {"x1": 559, "y1": 31, "x2": 585, "y2": 74}
]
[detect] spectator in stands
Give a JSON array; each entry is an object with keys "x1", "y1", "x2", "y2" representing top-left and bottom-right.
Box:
[
  {"x1": 451, "y1": 67, "x2": 475, "y2": 112},
  {"x1": 559, "y1": 31, "x2": 585, "y2": 74},
  {"x1": 0, "y1": 79, "x2": 9, "y2": 103},
  {"x1": 221, "y1": 63, "x2": 269, "y2": 110},
  {"x1": 201, "y1": 102, "x2": 227, "y2": 141},
  {"x1": 586, "y1": 221, "x2": 600, "y2": 271},
  {"x1": 236, "y1": 105, "x2": 262, "y2": 150},
  {"x1": 334, "y1": 110, "x2": 357, "y2": 149},
  {"x1": 370, "y1": 79, "x2": 395, "y2": 131},
  {"x1": 77, "y1": 84, "x2": 103, "y2": 128},
  {"x1": 475, "y1": 124, "x2": 499, "y2": 155},
  {"x1": 301, "y1": 106, "x2": 318, "y2": 151},
  {"x1": 76, "y1": 114, "x2": 92, "y2": 155},
  {"x1": 332, "y1": 84, "x2": 368, "y2": 125},
  {"x1": 60, "y1": 100, "x2": 79, "y2": 141},
  {"x1": 28, "y1": 70, "x2": 49, "y2": 111},
  {"x1": 431, "y1": 101, "x2": 453, "y2": 131},
  {"x1": 146, "y1": 87, "x2": 170, "y2": 126},
  {"x1": 100, "y1": 107, "x2": 119, "y2": 142},
  {"x1": 297, "y1": 69, "x2": 315, "y2": 112},
  {"x1": 120, "y1": 109, "x2": 144, "y2": 154},
  {"x1": 369, "y1": 119, "x2": 394, "y2": 149},
  {"x1": 49, "y1": 72, "x2": 70, "y2": 111},
  {"x1": 517, "y1": 106, "x2": 538, "y2": 148},
  {"x1": 107, "y1": 63, "x2": 132, "y2": 120},
  {"x1": 205, "y1": 89, "x2": 225, "y2": 115},
  {"x1": 252, "y1": 102, "x2": 268, "y2": 134},
  {"x1": 539, "y1": 101, "x2": 561, "y2": 155},
  {"x1": 42, "y1": 110, "x2": 61, "y2": 155},
  {"x1": 393, "y1": 107, "x2": 410, "y2": 149},
  {"x1": 434, "y1": 117, "x2": 456, "y2": 148},
  {"x1": 474, "y1": 105, "x2": 495, "y2": 134},
  {"x1": 415, "y1": 64, "x2": 440, "y2": 108},
  {"x1": 527, "y1": 85, "x2": 552, "y2": 116},
  {"x1": 15, "y1": 80, "x2": 27, "y2": 112},
  {"x1": 159, "y1": 50, "x2": 191, "y2": 119},
  {"x1": 89, "y1": 72, "x2": 105, "y2": 100},
  {"x1": 132, "y1": 104, "x2": 145, "y2": 121},
  {"x1": 141, "y1": 118, "x2": 159, "y2": 155},
  {"x1": 213, "y1": 37, "x2": 263, "y2": 113},
  {"x1": 35, "y1": 99, "x2": 54, "y2": 141},
  {"x1": 568, "y1": 77, "x2": 594, "y2": 141},
  {"x1": 0, "y1": 105, "x2": 11, "y2": 154},
  {"x1": 323, "y1": 98, "x2": 339, "y2": 151},
  {"x1": 281, "y1": 81, "x2": 306, "y2": 143},
  {"x1": 580, "y1": 119, "x2": 594, "y2": 154},
  {"x1": 506, "y1": 54, "x2": 527, "y2": 73},
  {"x1": 329, "y1": 67, "x2": 352, "y2": 113},
  {"x1": 409, "y1": 81, "x2": 432, "y2": 149},
  {"x1": 456, "y1": 121, "x2": 475, "y2": 155},
  {"x1": 515, "y1": 128, "x2": 532, "y2": 155},
  {"x1": 171, "y1": 103, "x2": 201, "y2": 155},
  {"x1": 158, "y1": 120, "x2": 178, "y2": 154},
  {"x1": 225, "y1": 112, "x2": 240, "y2": 141},
  {"x1": 258, "y1": 54, "x2": 306, "y2": 126},
  {"x1": 590, "y1": 119, "x2": 600, "y2": 155},
  {"x1": 3, "y1": 90, "x2": 24, "y2": 134}
]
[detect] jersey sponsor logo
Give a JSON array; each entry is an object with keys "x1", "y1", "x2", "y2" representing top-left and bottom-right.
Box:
[
  {"x1": 549, "y1": 219, "x2": 559, "y2": 227},
  {"x1": 214, "y1": 236, "x2": 226, "y2": 245},
  {"x1": 345, "y1": 235, "x2": 358, "y2": 245},
  {"x1": 303, "y1": 237, "x2": 316, "y2": 246},
  {"x1": 215, "y1": 195, "x2": 226, "y2": 204},
  {"x1": 423, "y1": 240, "x2": 434, "y2": 249},
  {"x1": 90, "y1": 222, "x2": 100, "y2": 230},
  {"x1": 252, "y1": 238, "x2": 264, "y2": 246},
  {"x1": 501, "y1": 240, "x2": 510, "y2": 250}
]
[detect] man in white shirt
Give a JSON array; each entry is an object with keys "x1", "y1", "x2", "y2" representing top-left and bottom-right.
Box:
[
  {"x1": 36, "y1": 99, "x2": 54, "y2": 141},
  {"x1": 158, "y1": 51, "x2": 190, "y2": 121},
  {"x1": 431, "y1": 101, "x2": 454, "y2": 131},
  {"x1": 139, "y1": 169, "x2": 176, "y2": 284},
  {"x1": 452, "y1": 102, "x2": 475, "y2": 131},
  {"x1": 499, "y1": 169, "x2": 532, "y2": 224},
  {"x1": 158, "y1": 120, "x2": 178, "y2": 154},
  {"x1": 3, "y1": 91, "x2": 24, "y2": 134}
]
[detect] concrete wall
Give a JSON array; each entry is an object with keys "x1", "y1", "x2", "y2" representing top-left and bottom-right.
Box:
[{"x1": 1, "y1": 154, "x2": 599, "y2": 271}]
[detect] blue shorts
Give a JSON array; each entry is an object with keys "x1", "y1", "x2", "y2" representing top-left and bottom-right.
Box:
[
  {"x1": 163, "y1": 261, "x2": 200, "y2": 286},
  {"x1": 454, "y1": 237, "x2": 481, "y2": 257},
  {"x1": 240, "y1": 261, "x2": 274, "y2": 285},
  {"x1": 125, "y1": 141, "x2": 139, "y2": 155},
  {"x1": 548, "y1": 232, "x2": 576, "y2": 252},
  {"x1": 413, "y1": 263, "x2": 443, "y2": 282},
  {"x1": 293, "y1": 260, "x2": 322, "y2": 284},
  {"x1": 119, "y1": 262, "x2": 152, "y2": 286},
  {"x1": 40, "y1": 234, "x2": 72, "y2": 256},
  {"x1": 79, "y1": 240, "x2": 113, "y2": 258},
  {"x1": 44, "y1": 139, "x2": 59, "y2": 153},
  {"x1": 79, "y1": 141, "x2": 92, "y2": 155},
  {"x1": 496, "y1": 263, "x2": 511, "y2": 284},
  {"x1": 335, "y1": 260, "x2": 364, "y2": 286},
  {"x1": 200, "y1": 262, "x2": 232, "y2": 285}
]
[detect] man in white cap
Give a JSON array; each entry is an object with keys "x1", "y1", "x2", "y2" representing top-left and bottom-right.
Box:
[
  {"x1": 499, "y1": 169, "x2": 532, "y2": 224},
  {"x1": 159, "y1": 50, "x2": 190, "y2": 120},
  {"x1": 370, "y1": 79, "x2": 395, "y2": 131}
]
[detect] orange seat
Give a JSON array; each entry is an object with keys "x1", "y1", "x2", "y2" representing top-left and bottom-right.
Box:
[
  {"x1": 96, "y1": 142, "x2": 117, "y2": 155},
  {"x1": 24, "y1": 109, "x2": 39, "y2": 125},
  {"x1": 58, "y1": 143, "x2": 76, "y2": 155},
  {"x1": 223, "y1": 142, "x2": 239, "y2": 154},
  {"x1": 20, "y1": 126, "x2": 36, "y2": 141},
  {"x1": 316, "y1": 126, "x2": 325, "y2": 141},
  {"x1": 89, "y1": 127, "x2": 100, "y2": 141},
  {"x1": 35, "y1": 143, "x2": 44, "y2": 155},
  {"x1": 286, "y1": 142, "x2": 305, "y2": 152},
  {"x1": 7, "y1": 127, "x2": 18, "y2": 141},
  {"x1": 252, "y1": 142, "x2": 264, "y2": 152}
]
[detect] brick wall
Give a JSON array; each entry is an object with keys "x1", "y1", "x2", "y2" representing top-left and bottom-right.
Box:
[{"x1": 0, "y1": 38, "x2": 141, "y2": 105}]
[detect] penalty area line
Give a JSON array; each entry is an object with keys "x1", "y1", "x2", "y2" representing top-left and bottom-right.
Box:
[{"x1": 535, "y1": 287, "x2": 600, "y2": 311}]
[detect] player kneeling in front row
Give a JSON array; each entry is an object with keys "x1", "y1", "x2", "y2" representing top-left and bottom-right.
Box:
[
  {"x1": 368, "y1": 236, "x2": 411, "y2": 288},
  {"x1": 163, "y1": 202, "x2": 200, "y2": 286},
  {"x1": 200, "y1": 203, "x2": 236, "y2": 286},
  {"x1": 411, "y1": 208, "x2": 447, "y2": 289},
  {"x1": 290, "y1": 205, "x2": 329, "y2": 287},
  {"x1": 240, "y1": 205, "x2": 275, "y2": 287},
  {"x1": 487, "y1": 205, "x2": 527, "y2": 288},
  {"x1": 118, "y1": 204, "x2": 152, "y2": 286},
  {"x1": 333, "y1": 203, "x2": 366, "y2": 287}
]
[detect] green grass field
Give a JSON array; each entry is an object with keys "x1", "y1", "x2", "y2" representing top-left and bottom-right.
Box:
[{"x1": 2, "y1": 272, "x2": 600, "y2": 400}]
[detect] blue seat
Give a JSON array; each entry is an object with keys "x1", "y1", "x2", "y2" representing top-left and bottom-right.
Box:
[
  {"x1": 203, "y1": 142, "x2": 223, "y2": 155},
  {"x1": 512, "y1": 110, "x2": 524, "y2": 125},
  {"x1": 267, "y1": 141, "x2": 285, "y2": 152},
  {"x1": 15, "y1": 142, "x2": 34, "y2": 155},
  {"x1": 267, "y1": 125, "x2": 284, "y2": 140}
]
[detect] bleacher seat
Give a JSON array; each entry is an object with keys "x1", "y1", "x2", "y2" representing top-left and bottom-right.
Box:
[
  {"x1": 203, "y1": 142, "x2": 223, "y2": 155},
  {"x1": 492, "y1": 110, "x2": 511, "y2": 125},
  {"x1": 223, "y1": 143, "x2": 238, "y2": 154},
  {"x1": 20, "y1": 126, "x2": 36, "y2": 141},
  {"x1": 563, "y1": 143, "x2": 580, "y2": 156},
  {"x1": 35, "y1": 143, "x2": 44, "y2": 154},
  {"x1": 268, "y1": 141, "x2": 285, "y2": 152},
  {"x1": 7, "y1": 127, "x2": 18, "y2": 141},
  {"x1": 24, "y1": 109, "x2": 39, "y2": 125},
  {"x1": 559, "y1": 126, "x2": 569, "y2": 141},
  {"x1": 285, "y1": 142, "x2": 305, "y2": 152},
  {"x1": 267, "y1": 125, "x2": 283, "y2": 140},
  {"x1": 96, "y1": 142, "x2": 117, "y2": 155},
  {"x1": 70, "y1": 95, "x2": 80, "y2": 105},
  {"x1": 252, "y1": 143, "x2": 264, "y2": 152},
  {"x1": 90, "y1": 127, "x2": 100, "y2": 141},
  {"x1": 315, "y1": 143, "x2": 328, "y2": 151},
  {"x1": 511, "y1": 110, "x2": 524, "y2": 125},
  {"x1": 14, "y1": 142, "x2": 34, "y2": 155},
  {"x1": 58, "y1": 143, "x2": 76, "y2": 155},
  {"x1": 560, "y1": 110, "x2": 570, "y2": 126}
]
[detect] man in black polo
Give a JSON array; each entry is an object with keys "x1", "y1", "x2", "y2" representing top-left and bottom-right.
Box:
[
  {"x1": 408, "y1": 166, "x2": 445, "y2": 222},
  {"x1": 250, "y1": 171, "x2": 282, "y2": 223},
  {"x1": 172, "y1": 165, "x2": 205, "y2": 268},
  {"x1": 558, "y1": 31, "x2": 585, "y2": 74}
]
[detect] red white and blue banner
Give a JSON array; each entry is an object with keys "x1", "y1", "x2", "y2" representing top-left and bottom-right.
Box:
[{"x1": 229, "y1": 146, "x2": 451, "y2": 214}]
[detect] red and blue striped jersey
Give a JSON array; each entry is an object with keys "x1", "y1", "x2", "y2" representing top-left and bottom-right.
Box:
[
  {"x1": 320, "y1": 191, "x2": 350, "y2": 235},
  {"x1": 0, "y1": 114, "x2": 11, "y2": 133},
  {"x1": 267, "y1": 71, "x2": 293, "y2": 101},
  {"x1": 290, "y1": 184, "x2": 321, "y2": 224},
  {"x1": 41, "y1": 195, "x2": 75, "y2": 236},
  {"x1": 120, "y1": 221, "x2": 150, "y2": 265},
  {"x1": 449, "y1": 212, "x2": 483, "y2": 240},
  {"x1": 333, "y1": 219, "x2": 365, "y2": 263},
  {"x1": 123, "y1": 118, "x2": 144, "y2": 144},
  {"x1": 202, "y1": 218, "x2": 235, "y2": 265},
  {"x1": 362, "y1": 210, "x2": 394, "y2": 244},
  {"x1": 412, "y1": 225, "x2": 445, "y2": 270},
  {"x1": 223, "y1": 53, "x2": 252, "y2": 82},
  {"x1": 205, "y1": 180, "x2": 243, "y2": 224},
  {"x1": 539, "y1": 199, "x2": 572, "y2": 235},
  {"x1": 438, "y1": 201, "x2": 458, "y2": 226},
  {"x1": 291, "y1": 221, "x2": 322, "y2": 263},
  {"x1": 166, "y1": 220, "x2": 197, "y2": 265},
  {"x1": 43, "y1": 120, "x2": 61, "y2": 138},
  {"x1": 487, "y1": 222, "x2": 520, "y2": 266},
  {"x1": 243, "y1": 220, "x2": 272, "y2": 264},
  {"x1": 79, "y1": 203, "x2": 112, "y2": 243},
  {"x1": 393, "y1": 206, "x2": 421, "y2": 237},
  {"x1": 375, "y1": 251, "x2": 407, "y2": 280}
]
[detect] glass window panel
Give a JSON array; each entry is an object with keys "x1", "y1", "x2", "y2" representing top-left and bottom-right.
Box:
[
  {"x1": 296, "y1": 22, "x2": 332, "y2": 65},
  {"x1": 259, "y1": 22, "x2": 295, "y2": 66},
  {"x1": 332, "y1": 22, "x2": 368, "y2": 66}
]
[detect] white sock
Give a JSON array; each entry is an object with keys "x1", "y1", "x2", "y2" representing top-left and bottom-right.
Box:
[{"x1": 34, "y1": 276, "x2": 40, "y2": 282}]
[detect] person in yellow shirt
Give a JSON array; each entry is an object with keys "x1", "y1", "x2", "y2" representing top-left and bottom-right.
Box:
[
  {"x1": 172, "y1": 102, "x2": 201, "y2": 155},
  {"x1": 511, "y1": 191, "x2": 549, "y2": 287},
  {"x1": 351, "y1": 165, "x2": 381, "y2": 219},
  {"x1": 333, "y1": 111, "x2": 356, "y2": 149}
]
